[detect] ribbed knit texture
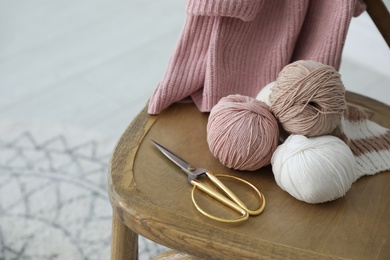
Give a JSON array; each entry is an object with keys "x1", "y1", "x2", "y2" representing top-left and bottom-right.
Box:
[
  {"x1": 339, "y1": 105, "x2": 390, "y2": 177},
  {"x1": 148, "y1": 0, "x2": 365, "y2": 114},
  {"x1": 186, "y1": 0, "x2": 263, "y2": 21},
  {"x1": 292, "y1": 1, "x2": 355, "y2": 68}
]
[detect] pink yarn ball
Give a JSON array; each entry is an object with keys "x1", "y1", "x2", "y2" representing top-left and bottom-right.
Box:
[{"x1": 207, "y1": 94, "x2": 279, "y2": 171}]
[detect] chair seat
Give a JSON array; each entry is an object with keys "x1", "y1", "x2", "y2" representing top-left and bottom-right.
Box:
[{"x1": 108, "y1": 91, "x2": 390, "y2": 259}]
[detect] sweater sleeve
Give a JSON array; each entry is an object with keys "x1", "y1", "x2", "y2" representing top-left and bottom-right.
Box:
[
  {"x1": 353, "y1": 0, "x2": 366, "y2": 16},
  {"x1": 186, "y1": 0, "x2": 263, "y2": 21}
]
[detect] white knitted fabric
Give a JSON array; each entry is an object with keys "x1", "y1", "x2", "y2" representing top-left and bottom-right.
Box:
[{"x1": 339, "y1": 105, "x2": 390, "y2": 178}]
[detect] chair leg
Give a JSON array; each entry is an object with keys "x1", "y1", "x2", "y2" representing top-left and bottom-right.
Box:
[{"x1": 110, "y1": 209, "x2": 138, "y2": 260}]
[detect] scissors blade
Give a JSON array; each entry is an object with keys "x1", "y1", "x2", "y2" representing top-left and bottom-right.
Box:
[{"x1": 151, "y1": 140, "x2": 203, "y2": 180}]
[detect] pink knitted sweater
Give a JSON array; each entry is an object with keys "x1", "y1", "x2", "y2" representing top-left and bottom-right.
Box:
[{"x1": 148, "y1": 0, "x2": 365, "y2": 114}]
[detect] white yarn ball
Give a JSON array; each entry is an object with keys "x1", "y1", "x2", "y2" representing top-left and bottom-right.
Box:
[
  {"x1": 271, "y1": 134, "x2": 358, "y2": 203},
  {"x1": 256, "y1": 81, "x2": 276, "y2": 106}
]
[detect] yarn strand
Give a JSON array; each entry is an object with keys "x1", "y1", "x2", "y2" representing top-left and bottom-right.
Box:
[
  {"x1": 269, "y1": 60, "x2": 346, "y2": 137},
  {"x1": 207, "y1": 95, "x2": 279, "y2": 171}
]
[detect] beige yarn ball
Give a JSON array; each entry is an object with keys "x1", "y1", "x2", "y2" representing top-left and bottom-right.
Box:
[{"x1": 269, "y1": 60, "x2": 347, "y2": 137}]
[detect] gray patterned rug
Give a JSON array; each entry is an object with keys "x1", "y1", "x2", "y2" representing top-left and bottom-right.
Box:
[{"x1": 0, "y1": 123, "x2": 167, "y2": 259}]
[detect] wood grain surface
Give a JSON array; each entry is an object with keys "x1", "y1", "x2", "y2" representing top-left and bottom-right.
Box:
[
  {"x1": 365, "y1": 0, "x2": 390, "y2": 48},
  {"x1": 109, "y1": 91, "x2": 390, "y2": 259}
]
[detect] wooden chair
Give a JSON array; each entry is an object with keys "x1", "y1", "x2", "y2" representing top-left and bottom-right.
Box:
[{"x1": 108, "y1": 1, "x2": 390, "y2": 259}]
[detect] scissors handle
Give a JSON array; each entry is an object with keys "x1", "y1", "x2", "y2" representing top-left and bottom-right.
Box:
[
  {"x1": 206, "y1": 172, "x2": 265, "y2": 215},
  {"x1": 190, "y1": 171, "x2": 265, "y2": 223},
  {"x1": 191, "y1": 179, "x2": 249, "y2": 223}
]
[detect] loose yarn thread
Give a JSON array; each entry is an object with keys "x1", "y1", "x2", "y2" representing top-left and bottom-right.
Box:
[
  {"x1": 271, "y1": 134, "x2": 358, "y2": 204},
  {"x1": 269, "y1": 60, "x2": 347, "y2": 137},
  {"x1": 207, "y1": 94, "x2": 279, "y2": 171}
]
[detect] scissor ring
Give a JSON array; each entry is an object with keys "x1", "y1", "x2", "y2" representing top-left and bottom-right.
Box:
[
  {"x1": 191, "y1": 174, "x2": 265, "y2": 223},
  {"x1": 215, "y1": 174, "x2": 266, "y2": 215},
  {"x1": 191, "y1": 185, "x2": 249, "y2": 223}
]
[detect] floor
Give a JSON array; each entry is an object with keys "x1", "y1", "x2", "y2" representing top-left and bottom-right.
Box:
[{"x1": 0, "y1": 0, "x2": 389, "y2": 256}]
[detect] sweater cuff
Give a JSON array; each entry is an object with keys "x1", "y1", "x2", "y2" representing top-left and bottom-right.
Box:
[
  {"x1": 186, "y1": 0, "x2": 263, "y2": 21},
  {"x1": 353, "y1": 0, "x2": 366, "y2": 17}
]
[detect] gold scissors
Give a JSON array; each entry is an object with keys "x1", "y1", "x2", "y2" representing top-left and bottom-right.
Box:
[{"x1": 152, "y1": 140, "x2": 266, "y2": 223}]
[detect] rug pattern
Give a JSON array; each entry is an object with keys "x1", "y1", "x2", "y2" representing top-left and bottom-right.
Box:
[{"x1": 0, "y1": 124, "x2": 167, "y2": 259}]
